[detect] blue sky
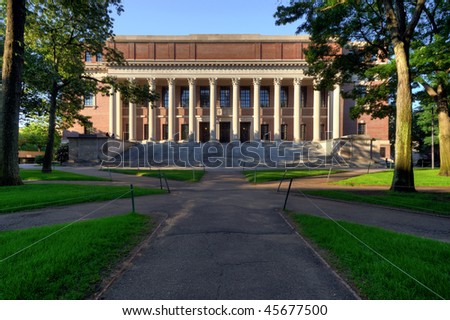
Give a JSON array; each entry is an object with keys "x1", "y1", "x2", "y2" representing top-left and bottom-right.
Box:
[{"x1": 112, "y1": 0, "x2": 303, "y2": 36}]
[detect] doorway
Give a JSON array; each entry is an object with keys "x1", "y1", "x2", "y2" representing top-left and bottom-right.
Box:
[
  {"x1": 240, "y1": 122, "x2": 251, "y2": 143},
  {"x1": 219, "y1": 122, "x2": 231, "y2": 143},
  {"x1": 199, "y1": 122, "x2": 210, "y2": 143}
]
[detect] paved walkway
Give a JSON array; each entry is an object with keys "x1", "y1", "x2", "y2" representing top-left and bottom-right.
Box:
[{"x1": 2, "y1": 166, "x2": 450, "y2": 299}]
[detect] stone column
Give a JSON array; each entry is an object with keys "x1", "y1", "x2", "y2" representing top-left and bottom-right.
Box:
[
  {"x1": 313, "y1": 81, "x2": 321, "y2": 142},
  {"x1": 147, "y1": 78, "x2": 156, "y2": 141},
  {"x1": 332, "y1": 85, "x2": 341, "y2": 139},
  {"x1": 108, "y1": 87, "x2": 116, "y2": 136},
  {"x1": 273, "y1": 78, "x2": 282, "y2": 141},
  {"x1": 293, "y1": 77, "x2": 303, "y2": 143},
  {"x1": 252, "y1": 78, "x2": 261, "y2": 141},
  {"x1": 115, "y1": 90, "x2": 122, "y2": 139},
  {"x1": 167, "y1": 78, "x2": 176, "y2": 141},
  {"x1": 209, "y1": 78, "x2": 217, "y2": 141},
  {"x1": 188, "y1": 78, "x2": 196, "y2": 142},
  {"x1": 232, "y1": 78, "x2": 240, "y2": 141},
  {"x1": 128, "y1": 101, "x2": 136, "y2": 141}
]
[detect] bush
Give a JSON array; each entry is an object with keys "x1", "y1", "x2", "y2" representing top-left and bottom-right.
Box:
[
  {"x1": 55, "y1": 144, "x2": 69, "y2": 164},
  {"x1": 34, "y1": 155, "x2": 44, "y2": 164}
]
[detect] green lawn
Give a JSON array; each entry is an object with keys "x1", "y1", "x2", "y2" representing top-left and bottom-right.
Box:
[
  {"x1": 0, "y1": 213, "x2": 151, "y2": 299},
  {"x1": 336, "y1": 169, "x2": 450, "y2": 187},
  {"x1": 105, "y1": 168, "x2": 205, "y2": 182},
  {"x1": 302, "y1": 189, "x2": 450, "y2": 216},
  {"x1": 0, "y1": 184, "x2": 165, "y2": 213},
  {"x1": 292, "y1": 214, "x2": 450, "y2": 299},
  {"x1": 243, "y1": 168, "x2": 342, "y2": 183},
  {"x1": 20, "y1": 169, "x2": 108, "y2": 181}
]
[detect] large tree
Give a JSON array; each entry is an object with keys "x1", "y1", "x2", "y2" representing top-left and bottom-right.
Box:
[
  {"x1": 23, "y1": 0, "x2": 126, "y2": 173},
  {"x1": 411, "y1": 1, "x2": 450, "y2": 176},
  {"x1": 0, "y1": 0, "x2": 26, "y2": 186},
  {"x1": 275, "y1": 0, "x2": 431, "y2": 192}
]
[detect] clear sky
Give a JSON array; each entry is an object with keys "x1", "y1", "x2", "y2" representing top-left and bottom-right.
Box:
[{"x1": 112, "y1": 0, "x2": 303, "y2": 36}]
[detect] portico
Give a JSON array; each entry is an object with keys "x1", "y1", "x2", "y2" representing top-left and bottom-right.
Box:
[
  {"x1": 106, "y1": 74, "x2": 342, "y2": 143},
  {"x1": 84, "y1": 34, "x2": 346, "y2": 143}
]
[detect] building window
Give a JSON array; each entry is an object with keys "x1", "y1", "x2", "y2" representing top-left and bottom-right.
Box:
[
  {"x1": 281, "y1": 86, "x2": 288, "y2": 108},
  {"x1": 144, "y1": 124, "x2": 149, "y2": 140},
  {"x1": 321, "y1": 91, "x2": 328, "y2": 108},
  {"x1": 162, "y1": 124, "x2": 168, "y2": 140},
  {"x1": 162, "y1": 87, "x2": 169, "y2": 108},
  {"x1": 96, "y1": 53, "x2": 103, "y2": 62},
  {"x1": 240, "y1": 86, "x2": 251, "y2": 108},
  {"x1": 220, "y1": 86, "x2": 230, "y2": 108},
  {"x1": 281, "y1": 124, "x2": 288, "y2": 140},
  {"x1": 261, "y1": 124, "x2": 270, "y2": 141},
  {"x1": 260, "y1": 87, "x2": 270, "y2": 108},
  {"x1": 380, "y1": 146, "x2": 386, "y2": 158},
  {"x1": 84, "y1": 93, "x2": 94, "y2": 106},
  {"x1": 300, "y1": 124, "x2": 306, "y2": 140},
  {"x1": 200, "y1": 87, "x2": 210, "y2": 108},
  {"x1": 180, "y1": 87, "x2": 189, "y2": 108},
  {"x1": 181, "y1": 124, "x2": 189, "y2": 140},
  {"x1": 357, "y1": 123, "x2": 366, "y2": 135},
  {"x1": 85, "y1": 52, "x2": 92, "y2": 62},
  {"x1": 301, "y1": 86, "x2": 307, "y2": 108}
]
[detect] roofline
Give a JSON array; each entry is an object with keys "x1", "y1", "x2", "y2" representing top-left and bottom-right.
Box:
[{"x1": 110, "y1": 34, "x2": 311, "y2": 43}]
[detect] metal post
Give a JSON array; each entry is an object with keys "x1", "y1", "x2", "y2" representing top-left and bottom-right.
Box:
[
  {"x1": 367, "y1": 161, "x2": 371, "y2": 174},
  {"x1": 164, "y1": 175, "x2": 171, "y2": 194},
  {"x1": 254, "y1": 167, "x2": 257, "y2": 184},
  {"x1": 158, "y1": 169, "x2": 163, "y2": 190},
  {"x1": 277, "y1": 169, "x2": 288, "y2": 192},
  {"x1": 431, "y1": 107, "x2": 435, "y2": 169},
  {"x1": 283, "y1": 178, "x2": 294, "y2": 211},
  {"x1": 130, "y1": 184, "x2": 135, "y2": 213}
]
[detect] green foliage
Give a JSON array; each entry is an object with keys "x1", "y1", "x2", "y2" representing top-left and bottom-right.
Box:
[
  {"x1": 0, "y1": 213, "x2": 151, "y2": 299},
  {"x1": 20, "y1": 0, "x2": 157, "y2": 172},
  {"x1": 292, "y1": 214, "x2": 450, "y2": 299},
  {"x1": 34, "y1": 154, "x2": 44, "y2": 164},
  {"x1": 55, "y1": 144, "x2": 68, "y2": 164},
  {"x1": 19, "y1": 116, "x2": 60, "y2": 151}
]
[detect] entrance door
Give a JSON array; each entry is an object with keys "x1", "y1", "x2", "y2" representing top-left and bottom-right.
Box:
[
  {"x1": 219, "y1": 122, "x2": 231, "y2": 143},
  {"x1": 240, "y1": 122, "x2": 251, "y2": 143},
  {"x1": 199, "y1": 122, "x2": 210, "y2": 143}
]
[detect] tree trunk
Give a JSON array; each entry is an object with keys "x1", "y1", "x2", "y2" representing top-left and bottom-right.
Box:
[
  {"x1": 390, "y1": 41, "x2": 415, "y2": 192},
  {"x1": 0, "y1": 0, "x2": 26, "y2": 186},
  {"x1": 42, "y1": 81, "x2": 58, "y2": 173},
  {"x1": 437, "y1": 95, "x2": 450, "y2": 176}
]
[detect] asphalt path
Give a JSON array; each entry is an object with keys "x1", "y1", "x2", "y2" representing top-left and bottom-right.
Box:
[
  {"x1": 100, "y1": 170, "x2": 358, "y2": 299},
  {"x1": 3, "y1": 166, "x2": 449, "y2": 299}
]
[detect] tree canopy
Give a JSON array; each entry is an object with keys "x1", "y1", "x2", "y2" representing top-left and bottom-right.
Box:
[
  {"x1": 274, "y1": 0, "x2": 448, "y2": 190},
  {"x1": 22, "y1": 0, "x2": 156, "y2": 173}
]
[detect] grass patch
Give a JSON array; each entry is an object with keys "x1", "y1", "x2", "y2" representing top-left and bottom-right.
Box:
[
  {"x1": 105, "y1": 168, "x2": 204, "y2": 182},
  {"x1": 0, "y1": 184, "x2": 166, "y2": 213},
  {"x1": 302, "y1": 189, "x2": 450, "y2": 216},
  {"x1": 336, "y1": 169, "x2": 450, "y2": 187},
  {"x1": 243, "y1": 168, "x2": 342, "y2": 183},
  {"x1": 292, "y1": 214, "x2": 450, "y2": 299},
  {"x1": 20, "y1": 169, "x2": 108, "y2": 181},
  {"x1": 0, "y1": 213, "x2": 151, "y2": 299}
]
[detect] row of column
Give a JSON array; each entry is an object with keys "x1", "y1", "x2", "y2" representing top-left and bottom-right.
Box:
[{"x1": 108, "y1": 78, "x2": 341, "y2": 142}]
